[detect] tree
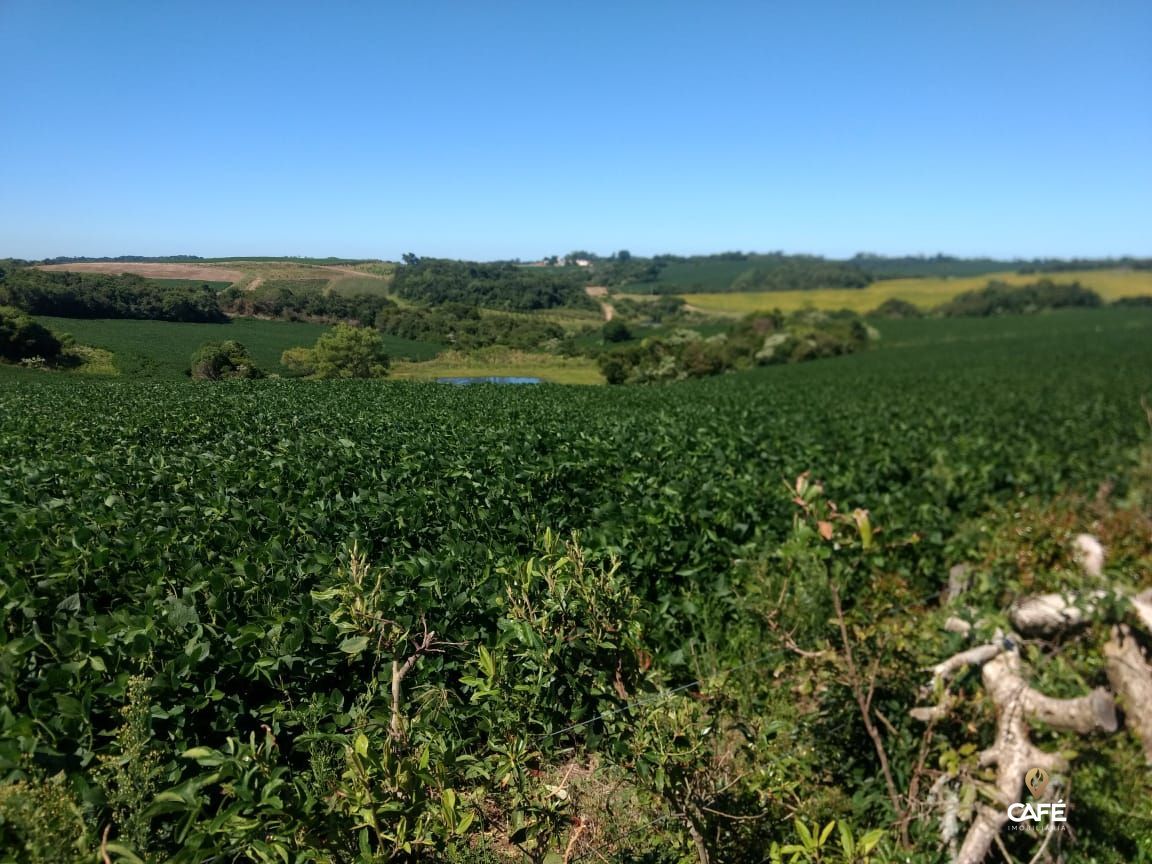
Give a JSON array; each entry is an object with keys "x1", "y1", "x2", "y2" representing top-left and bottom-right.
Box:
[
  {"x1": 279, "y1": 346, "x2": 316, "y2": 377},
  {"x1": 189, "y1": 341, "x2": 264, "y2": 380},
  {"x1": 0, "y1": 305, "x2": 62, "y2": 362},
  {"x1": 309, "y1": 324, "x2": 390, "y2": 379},
  {"x1": 602, "y1": 319, "x2": 632, "y2": 343}
]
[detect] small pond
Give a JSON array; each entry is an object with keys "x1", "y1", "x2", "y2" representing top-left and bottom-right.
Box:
[{"x1": 435, "y1": 376, "x2": 542, "y2": 385}]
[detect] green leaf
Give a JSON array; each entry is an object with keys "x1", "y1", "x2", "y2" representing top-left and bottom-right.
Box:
[
  {"x1": 181, "y1": 747, "x2": 223, "y2": 766},
  {"x1": 478, "y1": 644, "x2": 496, "y2": 679},
  {"x1": 859, "y1": 828, "x2": 885, "y2": 854},
  {"x1": 838, "y1": 821, "x2": 855, "y2": 857},
  {"x1": 103, "y1": 843, "x2": 147, "y2": 864},
  {"x1": 819, "y1": 820, "x2": 835, "y2": 846},
  {"x1": 795, "y1": 819, "x2": 815, "y2": 849},
  {"x1": 340, "y1": 635, "x2": 370, "y2": 654}
]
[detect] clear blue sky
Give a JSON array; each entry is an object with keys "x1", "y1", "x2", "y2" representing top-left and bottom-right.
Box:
[{"x1": 1, "y1": 1, "x2": 1149, "y2": 261}]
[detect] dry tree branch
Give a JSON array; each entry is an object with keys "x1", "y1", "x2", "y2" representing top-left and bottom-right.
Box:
[
  {"x1": 910, "y1": 533, "x2": 1152, "y2": 861},
  {"x1": 389, "y1": 616, "x2": 459, "y2": 739},
  {"x1": 952, "y1": 649, "x2": 1106, "y2": 864},
  {"x1": 1104, "y1": 624, "x2": 1152, "y2": 764}
]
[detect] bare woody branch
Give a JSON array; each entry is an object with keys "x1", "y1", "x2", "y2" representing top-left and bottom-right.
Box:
[
  {"x1": 1104, "y1": 624, "x2": 1152, "y2": 765},
  {"x1": 956, "y1": 650, "x2": 1113, "y2": 864}
]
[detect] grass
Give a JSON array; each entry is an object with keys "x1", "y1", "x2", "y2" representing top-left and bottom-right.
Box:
[
  {"x1": 477, "y1": 307, "x2": 603, "y2": 333},
  {"x1": 66, "y1": 344, "x2": 118, "y2": 375},
  {"x1": 34, "y1": 317, "x2": 442, "y2": 378},
  {"x1": 0, "y1": 345, "x2": 117, "y2": 381},
  {"x1": 326, "y1": 275, "x2": 396, "y2": 297},
  {"x1": 390, "y1": 347, "x2": 602, "y2": 385},
  {"x1": 151, "y1": 278, "x2": 234, "y2": 291},
  {"x1": 675, "y1": 269, "x2": 1152, "y2": 315},
  {"x1": 226, "y1": 260, "x2": 393, "y2": 284}
]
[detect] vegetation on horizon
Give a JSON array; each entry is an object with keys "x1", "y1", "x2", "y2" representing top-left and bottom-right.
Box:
[
  {"x1": 599, "y1": 310, "x2": 872, "y2": 384},
  {"x1": 219, "y1": 279, "x2": 395, "y2": 325},
  {"x1": 679, "y1": 268, "x2": 1152, "y2": 316},
  {"x1": 392, "y1": 254, "x2": 598, "y2": 312},
  {"x1": 0, "y1": 266, "x2": 226, "y2": 323}
]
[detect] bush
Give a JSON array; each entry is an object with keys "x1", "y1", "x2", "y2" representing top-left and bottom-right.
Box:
[
  {"x1": 599, "y1": 311, "x2": 873, "y2": 384},
  {"x1": 279, "y1": 346, "x2": 316, "y2": 377},
  {"x1": 189, "y1": 341, "x2": 265, "y2": 380},
  {"x1": 602, "y1": 319, "x2": 633, "y2": 343},
  {"x1": 936, "y1": 279, "x2": 1102, "y2": 316},
  {"x1": 0, "y1": 305, "x2": 62, "y2": 362},
  {"x1": 867, "y1": 298, "x2": 922, "y2": 319},
  {"x1": 284, "y1": 324, "x2": 390, "y2": 379},
  {"x1": 1112, "y1": 295, "x2": 1152, "y2": 308}
]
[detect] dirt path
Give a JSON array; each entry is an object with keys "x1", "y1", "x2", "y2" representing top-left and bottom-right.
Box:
[
  {"x1": 585, "y1": 286, "x2": 615, "y2": 321},
  {"x1": 319, "y1": 265, "x2": 387, "y2": 279}
]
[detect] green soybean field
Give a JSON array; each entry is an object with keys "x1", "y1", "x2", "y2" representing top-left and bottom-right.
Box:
[{"x1": 3, "y1": 310, "x2": 1152, "y2": 863}]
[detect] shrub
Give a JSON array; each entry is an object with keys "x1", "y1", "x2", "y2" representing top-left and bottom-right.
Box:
[
  {"x1": 279, "y1": 346, "x2": 316, "y2": 377},
  {"x1": 867, "y1": 298, "x2": 922, "y2": 319},
  {"x1": 599, "y1": 311, "x2": 873, "y2": 384},
  {"x1": 1112, "y1": 295, "x2": 1152, "y2": 308},
  {"x1": 0, "y1": 305, "x2": 62, "y2": 362},
  {"x1": 602, "y1": 319, "x2": 633, "y2": 343},
  {"x1": 936, "y1": 279, "x2": 1102, "y2": 316},
  {"x1": 286, "y1": 324, "x2": 390, "y2": 379},
  {"x1": 189, "y1": 340, "x2": 265, "y2": 380}
]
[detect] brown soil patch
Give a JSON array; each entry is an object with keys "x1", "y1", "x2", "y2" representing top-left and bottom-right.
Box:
[
  {"x1": 37, "y1": 262, "x2": 246, "y2": 282},
  {"x1": 584, "y1": 285, "x2": 609, "y2": 297}
]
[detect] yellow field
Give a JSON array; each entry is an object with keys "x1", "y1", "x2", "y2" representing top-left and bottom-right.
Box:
[
  {"x1": 389, "y1": 348, "x2": 602, "y2": 385},
  {"x1": 675, "y1": 269, "x2": 1152, "y2": 316}
]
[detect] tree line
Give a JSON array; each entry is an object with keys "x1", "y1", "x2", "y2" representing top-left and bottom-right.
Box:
[
  {"x1": 374, "y1": 303, "x2": 565, "y2": 350},
  {"x1": 219, "y1": 281, "x2": 394, "y2": 324},
  {"x1": 0, "y1": 266, "x2": 226, "y2": 322},
  {"x1": 393, "y1": 255, "x2": 596, "y2": 311}
]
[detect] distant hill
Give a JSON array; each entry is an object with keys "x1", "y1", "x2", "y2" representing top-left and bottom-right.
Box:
[
  {"x1": 20, "y1": 252, "x2": 1152, "y2": 303},
  {"x1": 594, "y1": 252, "x2": 1152, "y2": 294},
  {"x1": 37, "y1": 255, "x2": 384, "y2": 266}
]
